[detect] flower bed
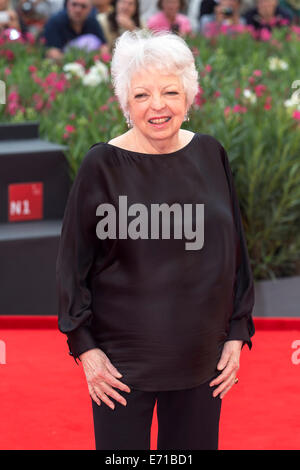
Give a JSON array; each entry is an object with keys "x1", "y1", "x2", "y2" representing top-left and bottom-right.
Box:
[{"x1": 0, "y1": 26, "x2": 300, "y2": 280}]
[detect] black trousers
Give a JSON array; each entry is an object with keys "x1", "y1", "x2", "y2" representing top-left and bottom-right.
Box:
[{"x1": 91, "y1": 377, "x2": 222, "y2": 450}]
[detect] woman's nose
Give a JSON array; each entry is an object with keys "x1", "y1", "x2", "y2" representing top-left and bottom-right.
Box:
[{"x1": 150, "y1": 94, "x2": 165, "y2": 110}]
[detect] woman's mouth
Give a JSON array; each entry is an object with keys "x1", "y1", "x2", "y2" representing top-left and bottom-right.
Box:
[{"x1": 148, "y1": 117, "x2": 171, "y2": 126}]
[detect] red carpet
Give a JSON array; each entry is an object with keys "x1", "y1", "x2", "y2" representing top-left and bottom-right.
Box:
[{"x1": 0, "y1": 316, "x2": 299, "y2": 450}]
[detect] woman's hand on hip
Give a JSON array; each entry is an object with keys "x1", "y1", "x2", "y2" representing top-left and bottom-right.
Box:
[
  {"x1": 209, "y1": 340, "x2": 243, "y2": 399},
  {"x1": 79, "y1": 348, "x2": 131, "y2": 410}
]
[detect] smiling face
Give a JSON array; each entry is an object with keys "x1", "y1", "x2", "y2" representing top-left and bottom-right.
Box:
[{"x1": 127, "y1": 67, "x2": 188, "y2": 143}]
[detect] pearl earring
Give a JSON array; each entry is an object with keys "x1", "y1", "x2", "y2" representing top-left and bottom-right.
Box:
[{"x1": 126, "y1": 115, "x2": 133, "y2": 128}]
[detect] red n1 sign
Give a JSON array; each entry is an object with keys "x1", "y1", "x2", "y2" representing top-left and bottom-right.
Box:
[{"x1": 8, "y1": 182, "x2": 43, "y2": 222}]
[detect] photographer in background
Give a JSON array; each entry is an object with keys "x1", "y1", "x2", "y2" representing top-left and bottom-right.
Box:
[
  {"x1": 243, "y1": 0, "x2": 293, "y2": 30},
  {"x1": 199, "y1": 0, "x2": 246, "y2": 34},
  {"x1": 0, "y1": 0, "x2": 21, "y2": 34}
]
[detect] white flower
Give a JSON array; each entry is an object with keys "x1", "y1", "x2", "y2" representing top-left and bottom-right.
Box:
[
  {"x1": 243, "y1": 88, "x2": 257, "y2": 103},
  {"x1": 89, "y1": 61, "x2": 109, "y2": 82},
  {"x1": 268, "y1": 57, "x2": 289, "y2": 71},
  {"x1": 82, "y1": 71, "x2": 102, "y2": 87},
  {"x1": 63, "y1": 62, "x2": 85, "y2": 79},
  {"x1": 82, "y1": 61, "x2": 109, "y2": 87}
]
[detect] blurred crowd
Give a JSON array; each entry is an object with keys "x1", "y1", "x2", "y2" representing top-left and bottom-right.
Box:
[{"x1": 0, "y1": 0, "x2": 299, "y2": 61}]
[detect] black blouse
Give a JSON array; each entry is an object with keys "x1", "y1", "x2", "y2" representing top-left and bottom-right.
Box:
[{"x1": 56, "y1": 132, "x2": 255, "y2": 391}]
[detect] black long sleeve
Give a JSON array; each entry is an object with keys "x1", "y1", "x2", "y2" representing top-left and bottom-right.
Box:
[
  {"x1": 219, "y1": 144, "x2": 255, "y2": 349},
  {"x1": 56, "y1": 149, "x2": 101, "y2": 360}
]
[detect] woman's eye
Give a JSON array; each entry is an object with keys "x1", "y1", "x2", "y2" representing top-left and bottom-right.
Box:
[
  {"x1": 166, "y1": 91, "x2": 178, "y2": 95},
  {"x1": 135, "y1": 94, "x2": 147, "y2": 98}
]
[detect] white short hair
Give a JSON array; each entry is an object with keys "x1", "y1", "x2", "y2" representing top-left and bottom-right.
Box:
[{"x1": 110, "y1": 29, "x2": 199, "y2": 123}]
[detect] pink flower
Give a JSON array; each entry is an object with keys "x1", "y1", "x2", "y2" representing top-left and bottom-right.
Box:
[
  {"x1": 0, "y1": 49, "x2": 14, "y2": 61},
  {"x1": 7, "y1": 102, "x2": 18, "y2": 115},
  {"x1": 260, "y1": 28, "x2": 272, "y2": 41},
  {"x1": 254, "y1": 84, "x2": 267, "y2": 97},
  {"x1": 55, "y1": 80, "x2": 66, "y2": 92},
  {"x1": 205, "y1": 64, "x2": 212, "y2": 73},
  {"x1": 45, "y1": 72, "x2": 59, "y2": 86},
  {"x1": 264, "y1": 96, "x2": 272, "y2": 110},
  {"x1": 291, "y1": 25, "x2": 300, "y2": 35},
  {"x1": 65, "y1": 124, "x2": 76, "y2": 133},
  {"x1": 4, "y1": 67, "x2": 11, "y2": 76},
  {"x1": 214, "y1": 90, "x2": 221, "y2": 98},
  {"x1": 253, "y1": 70, "x2": 262, "y2": 77},
  {"x1": 101, "y1": 51, "x2": 111, "y2": 63},
  {"x1": 292, "y1": 110, "x2": 300, "y2": 121},
  {"x1": 28, "y1": 65, "x2": 37, "y2": 73},
  {"x1": 8, "y1": 91, "x2": 19, "y2": 102},
  {"x1": 232, "y1": 104, "x2": 247, "y2": 113},
  {"x1": 220, "y1": 24, "x2": 229, "y2": 34}
]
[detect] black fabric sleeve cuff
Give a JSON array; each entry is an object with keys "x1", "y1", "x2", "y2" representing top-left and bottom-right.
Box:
[
  {"x1": 66, "y1": 325, "x2": 99, "y2": 363},
  {"x1": 226, "y1": 316, "x2": 254, "y2": 350}
]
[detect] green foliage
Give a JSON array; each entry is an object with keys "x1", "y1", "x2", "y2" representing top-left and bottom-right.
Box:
[{"x1": 0, "y1": 28, "x2": 300, "y2": 280}]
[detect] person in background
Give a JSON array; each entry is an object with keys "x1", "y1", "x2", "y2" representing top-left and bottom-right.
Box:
[
  {"x1": 243, "y1": 0, "x2": 293, "y2": 30},
  {"x1": 42, "y1": 0, "x2": 109, "y2": 62},
  {"x1": 147, "y1": 0, "x2": 192, "y2": 34},
  {"x1": 97, "y1": 0, "x2": 145, "y2": 52},
  {"x1": 0, "y1": 0, "x2": 21, "y2": 34},
  {"x1": 199, "y1": 0, "x2": 246, "y2": 34}
]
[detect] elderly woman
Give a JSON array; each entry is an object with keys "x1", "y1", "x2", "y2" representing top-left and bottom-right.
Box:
[{"x1": 56, "y1": 29, "x2": 255, "y2": 450}]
